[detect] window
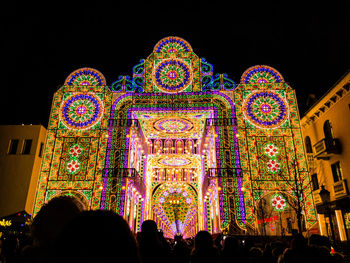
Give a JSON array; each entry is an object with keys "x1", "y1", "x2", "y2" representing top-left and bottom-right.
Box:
[
  {"x1": 22, "y1": 139, "x2": 32, "y2": 155},
  {"x1": 331, "y1": 161, "x2": 343, "y2": 183},
  {"x1": 8, "y1": 139, "x2": 19, "y2": 154},
  {"x1": 305, "y1": 136, "x2": 313, "y2": 153},
  {"x1": 38, "y1": 142, "x2": 44, "y2": 158},
  {"x1": 311, "y1": 174, "x2": 319, "y2": 190},
  {"x1": 323, "y1": 120, "x2": 334, "y2": 141}
]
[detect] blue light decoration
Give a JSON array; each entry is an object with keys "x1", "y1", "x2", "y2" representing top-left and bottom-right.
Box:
[
  {"x1": 110, "y1": 76, "x2": 134, "y2": 92},
  {"x1": 212, "y1": 73, "x2": 236, "y2": 90},
  {"x1": 200, "y1": 58, "x2": 214, "y2": 91},
  {"x1": 132, "y1": 59, "x2": 145, "y2": 93}
]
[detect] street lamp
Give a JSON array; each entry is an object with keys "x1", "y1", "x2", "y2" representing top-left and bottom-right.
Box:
[{"x1": 319, "y1": 185, "x2": 336, "y2": 241}]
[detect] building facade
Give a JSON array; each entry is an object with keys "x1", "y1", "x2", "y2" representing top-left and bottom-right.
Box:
[
  {"x1": 301, "y1": 71, "x2": 350, "y2": 241},
  {"x1": 0, "y1": 125, "x2": 47, "y2": 217},
  {"x1": 32, "y1": 37, "x2": 317, "y2": 238}
]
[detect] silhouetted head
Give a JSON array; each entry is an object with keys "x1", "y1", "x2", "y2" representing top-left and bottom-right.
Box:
[
  {"x1": 194, "y1": 231, "x2": 213, "y2": 250},
  {"x1": 309, "y1": 234, "x2": 331, "y2": 249},
  {"x1": 31, "y1": 196, "x2": 84, "y2": 248},
  {"x1": 53, "y1": 210, "x2": 140, "y2": 263},
  {"x1": 174, "y1": 234, "x2": 183, "y2": 242},
  {"x1": 141, "y1": 220, "x2": 158, "y2": 234}
]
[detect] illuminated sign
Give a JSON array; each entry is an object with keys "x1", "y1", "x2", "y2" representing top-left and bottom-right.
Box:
[{"x1": 0, "y1": 219, "x2": 12, "y2": 227}]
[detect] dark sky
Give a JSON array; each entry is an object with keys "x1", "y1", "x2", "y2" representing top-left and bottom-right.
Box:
[{"x1": 2, "y1": 1, "x2": 349, "y2": 126}]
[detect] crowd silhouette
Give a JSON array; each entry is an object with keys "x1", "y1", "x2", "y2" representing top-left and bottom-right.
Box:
[{"x1": 0, "y1": 196, "x2": 345, "y2": 263}]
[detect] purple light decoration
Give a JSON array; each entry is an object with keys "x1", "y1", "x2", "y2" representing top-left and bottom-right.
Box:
[{"x1": 211, "y1": 91, "x2": 246, "y2": 224}]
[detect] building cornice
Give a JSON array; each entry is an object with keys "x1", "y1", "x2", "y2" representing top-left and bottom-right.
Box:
[{"x1": 301, "y1": 71, "x2": 350, "y2": 129}]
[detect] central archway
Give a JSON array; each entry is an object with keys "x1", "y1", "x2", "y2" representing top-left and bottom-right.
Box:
[{"x1": 102, "y1": 91, "x2": 245, "y2": 238}]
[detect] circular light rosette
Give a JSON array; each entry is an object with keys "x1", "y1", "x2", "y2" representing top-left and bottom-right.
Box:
[
  {"x1": 66, "y1": 159, "x2": 81, "y2": 174},
  {"x1": 271, "y1": 194, "x2": 287, "y2": 212},
  {"x1": 243, "y1": 91, "x2": 288, "y2": 129},
  {"x1": 152, "y1": 58, "x2": 192, "y2": 93},
  {"x1": 186, "y1": 198, "x2": 192, "y2": 204},
  {"x1": 68, "y1": 144, "x2": 83, "y2": 158},
  {"x1": 153, "y1": 117, "x2": 194, "y2": 134},
  {"x1": 59, "y1": 93, "x2": 104, "y2": 130},
  {"x1": 264, "y1": 143, "x2": 279, "y2": 158}
]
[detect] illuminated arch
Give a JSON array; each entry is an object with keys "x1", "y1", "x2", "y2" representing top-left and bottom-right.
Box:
[
  {"x1": 64, "y1": 67, "x2": 106, "y2": 86},
  {"x1": 240, "y1": 65, "x2": 284, "y2": 84},
  {"x1": 175, "y1": 139, "x2": 184, "y2": 154},
  {"x1": 104, "y1": 92, "x2": 245, "y2": 230}
]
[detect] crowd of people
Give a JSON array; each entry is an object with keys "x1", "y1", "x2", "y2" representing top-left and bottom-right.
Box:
[{"x1": 0, "y1": 196, "x2": 345, "y2": 263}]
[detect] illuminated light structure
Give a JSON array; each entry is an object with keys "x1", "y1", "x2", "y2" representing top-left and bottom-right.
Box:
[{"x1": 33, "y1": 37, "x2": 317, "y2": 238}]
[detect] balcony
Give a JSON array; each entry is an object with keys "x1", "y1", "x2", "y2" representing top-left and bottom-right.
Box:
[
  {"x1": 313, "y1": 138, "x2": 341, "y2": 160},
  {"x1": 205, "y1": 118, "x2": 236, "y2": 127},
  {"x1": 334, "y1": 179, "x2": 348, "y2": 199},
  {"x1": 108, "y1": 118, "x2": 139, "y2": 128}
]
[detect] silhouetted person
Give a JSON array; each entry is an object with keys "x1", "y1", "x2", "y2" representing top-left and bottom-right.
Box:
[
  {"x1": 172, "y1": 234, "x2": 190, "y2": 263},
  {"x1": 221, "y1": 236, "x2": 241, "y2": 263},
  {"x1": 31, "y1": 196, "x2": 84, "y2": 249},
  {"x1": 248, "y1": 247, "x2": 263, "y2": 263},
  {"x1": 138, "y1": 220, "x2": 170, "y2": 263},
  {"x1": 190, "y1": 231, "x2": 220, "y2": 263},
  {"x1": 214, "y1": 234, "x2": 223, "y2": 251},
  {"x1": 52, "y1": 210, "x2": 140, "y2": 263},
  {"x1": 309, "y1": 234, "x2": 331, "y2": 249},
  {"x1": 27, "y1": 196, "x2": 84, "y2": 262},
  {"x1": 279, "y1": 234, "x2": 310, "y2": 263},
  {"x1": 262, "y1": 243, "x2": 273, "y2": 263}
]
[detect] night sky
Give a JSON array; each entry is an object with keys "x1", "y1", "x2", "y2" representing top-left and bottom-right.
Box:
[{"x1": 2, "y1": 1, "x2": 349, "y2": 126}]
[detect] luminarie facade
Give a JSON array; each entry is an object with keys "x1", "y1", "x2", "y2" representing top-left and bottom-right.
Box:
[{"x1": 33, "y1": 37, "x2": 317, "y2": 238}]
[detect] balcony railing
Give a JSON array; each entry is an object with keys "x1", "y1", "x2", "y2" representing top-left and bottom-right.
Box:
[
  {"x1": 313, "y1": 138, "x2": 341, "y2": 160},
  {"x1": 108, "y1": 118, "x2": 139, "y2": 128},
  {"x1": 205, "y1": 118, "x2": 236, "y2": 127},
  {"x1": 202, "y1": 168, "x2": 242, "y2": 195},
  {"x1": 206, "y1": 168, "x2": 242, "y2": 178}
]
